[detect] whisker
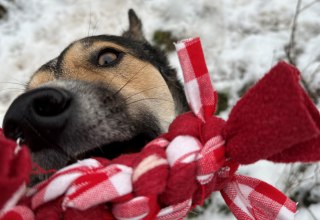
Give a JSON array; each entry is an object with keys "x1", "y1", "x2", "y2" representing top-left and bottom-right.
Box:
[
  {"x1": 113, "y1": 63, "x2": 150, "y2": 96},
  {"x1": 91, "y1": 19, "x2": 99, "y2": 36},
  {"x1": 96, "y1": 145, "x2": 105, "y2": 154},
  {"x1": 2, "y1": 76, "x2": 28, "y2": 86},
  {"x1": 22, "y1": 116, "x2": 43, "y2": 140},
  {"x1": 0, "y1": 81, "x2": 27, "y2": 87},
  {"x1": 106, "y1": 72, "x2": 119, "y2": 91},
  {"x1": 105, "y1": 62, "x2": 141, "y2": 91},
  {"x1": 120, "y1": 96, "x2": 174, "y2": 126},
  {"x1": 0, "y1": 88, "x2": 25, "y2": 93},
  {"x1": 127, "y1": 97, "x2": 174, "y2": 106},
  {"x1": 86, "y1": 68, "x2": 108, "y2": 80},
  {"x1": 124, "y1": 85, "x2": 168, "y2": 101},
  {"x1": 87, "y1": 6, "x2": 92, "y2": 37}
]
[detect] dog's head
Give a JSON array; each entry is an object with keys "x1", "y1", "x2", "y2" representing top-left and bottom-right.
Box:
[{"x1": 2, "y1": 10, "x2": 187, "y2": 177}]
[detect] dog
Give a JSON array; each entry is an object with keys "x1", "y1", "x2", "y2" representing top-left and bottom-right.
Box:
[{"x1": 2, "y1": 9, "x2": 188, "y2": 183}]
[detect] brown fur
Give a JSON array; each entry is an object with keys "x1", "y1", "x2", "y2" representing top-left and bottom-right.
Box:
[
  {"x1": 3, "y1": 10, "x2": 187, "y2": 183},
  {"x1": 28, "y1": 41, "x2": 176, "y2": 130}
]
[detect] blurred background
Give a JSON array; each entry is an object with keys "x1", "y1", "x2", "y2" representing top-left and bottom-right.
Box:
[{"x1": 0, "y1": 0, "x2": 319, "y2": 219}]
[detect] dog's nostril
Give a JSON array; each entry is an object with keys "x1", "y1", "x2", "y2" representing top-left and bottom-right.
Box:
[
  {"x1": 2, "y1": 87, "x2": 73, "y2": 145},
  {"x1": 33, "y1": 91, "x2": 70, "y2": 117}
]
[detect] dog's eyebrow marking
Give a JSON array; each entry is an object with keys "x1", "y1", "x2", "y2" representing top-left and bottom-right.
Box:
[
  {"x1": 80, "y1": 35, "x2": 142, "y2": 54},
  {"x1": 80, "y1": 38, "x2": 94, "y2": 48},
  {"x1": 55, "y1": 42, "x2": 77, "y2": 78},
  {"x1": 39, "y1": 58, "x2": 58, "y2": 73},
  {"x1": 28, "y1": 70, "x2": 55, "y2": 89},
  {"x1": 27, "y1": 58, "x2": 58, "y2": 89}
]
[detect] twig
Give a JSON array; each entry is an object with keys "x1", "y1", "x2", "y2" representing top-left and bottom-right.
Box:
[
  {"x1": 286, "y1": 0, "x2": 319, "y2": 103},
  {"x1": 301, "y1": 77, "x2": 318, "y2": 102},
  {"x1": 286, "y1": 0, "x2": 302, "y2": 65},
  {"x1": 300, "y1": 0, "x2": 320, "y2": 12}
]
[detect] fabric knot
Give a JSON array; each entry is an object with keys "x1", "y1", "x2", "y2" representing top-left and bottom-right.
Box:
[
  {"x1": 172, "y1": 38, "x2": 302, "y2": 219},
  {"x1": 196, "y1": 135, "x2": 226, "y2": 184}
]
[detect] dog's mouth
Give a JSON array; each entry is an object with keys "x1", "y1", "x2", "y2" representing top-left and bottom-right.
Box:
[
  {"x1": 68, "y1": 132, "x2": 157, "y2": 165},
  {"x1": 25, "y1": 127, "x2": 160, "y2": 185}
]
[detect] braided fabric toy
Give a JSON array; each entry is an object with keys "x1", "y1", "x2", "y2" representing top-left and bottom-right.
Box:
[{"x1": 0, "y1": 38, "x2": 320, "y2": 220}]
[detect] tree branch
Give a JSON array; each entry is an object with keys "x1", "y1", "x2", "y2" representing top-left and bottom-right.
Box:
[
  {"x1": 286, "y1": 0, "x2": 302, "y2": 65},
  {"x1": 286, "y1": 0, "x2": 319, "y2": 103}
]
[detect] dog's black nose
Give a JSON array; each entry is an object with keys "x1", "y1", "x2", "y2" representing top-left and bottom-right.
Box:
[{"x1": 2, "y1": 87, "x2": 72, "y2": 150}]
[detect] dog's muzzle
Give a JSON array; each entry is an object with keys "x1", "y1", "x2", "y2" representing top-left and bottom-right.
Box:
[{"x1": 3, "y1": 87, "x2": 72, "y2": 151}]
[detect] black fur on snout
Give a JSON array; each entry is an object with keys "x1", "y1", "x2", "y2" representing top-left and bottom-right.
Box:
[
  {"x1": 3, "y1": 80, "x2": 161, "y2": 173},
  {"x1": 3, "y1": 87, "x2": 72, "y2": 151}
]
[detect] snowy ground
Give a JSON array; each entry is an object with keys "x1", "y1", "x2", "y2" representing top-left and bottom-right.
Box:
[{"x1": 0, "y1": 0, "x2": 319, "y2": 219}]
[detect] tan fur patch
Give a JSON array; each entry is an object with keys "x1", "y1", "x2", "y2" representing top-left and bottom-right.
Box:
[
  {"x1": 28, "y1": 71, "x2": 55, "y2": 89},
  {"x1": 28, "y1": 40, "x2": 176, "y2": 130}
]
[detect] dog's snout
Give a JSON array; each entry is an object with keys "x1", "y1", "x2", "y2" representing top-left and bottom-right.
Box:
[
  {"x1": 32, "y1": 89, "x2": 70, "y2": 117},
  {"x1": 2, "y1": 87, "x2": 72, "y2": 147}
]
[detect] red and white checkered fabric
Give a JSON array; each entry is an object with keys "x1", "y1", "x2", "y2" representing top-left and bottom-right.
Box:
[
  {"x1": 196, "y1": 135, "x2": 225, "y2": 184},
  {"x1": 113, "y1": 196, "x2": 150, "y2": 220},
  {"x1": 173, "y1": 38, "x2": 296, "y2": 219},
  {"x1": 175, "y1": 38, "x2": 217, "y2": 121},
  {"x1": 29, "y1": 159, "x2": 133, "y2": 211},
  {"x1": 221, "y1": 175, "x2": 296, "y2": 220},
  {"x1": 156, "y1": 199, "x2": 191, "y2": 220}
]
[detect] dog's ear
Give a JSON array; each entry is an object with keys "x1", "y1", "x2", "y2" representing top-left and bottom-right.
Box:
[{"x1": 122, "y1": 9, "x2": 146, "y2": 42}]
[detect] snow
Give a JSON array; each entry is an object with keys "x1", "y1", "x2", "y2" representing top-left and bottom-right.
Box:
[{"x1": 0, "y1": 0, "x2": 320, "y2": 219}]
